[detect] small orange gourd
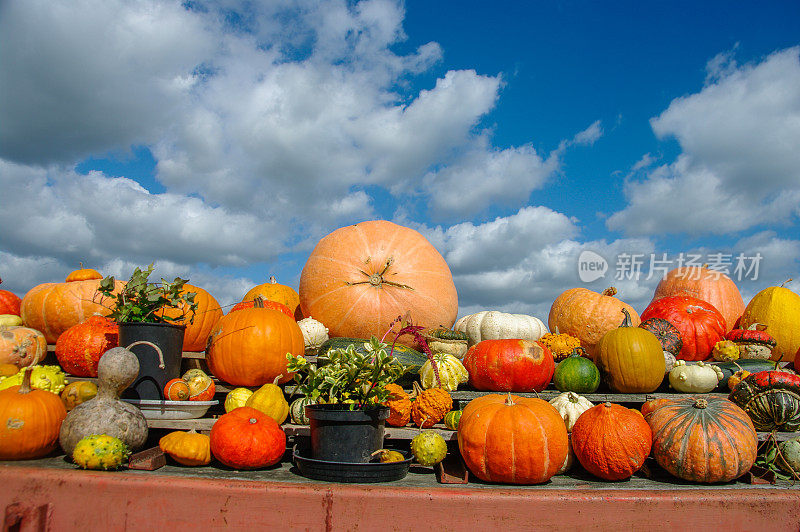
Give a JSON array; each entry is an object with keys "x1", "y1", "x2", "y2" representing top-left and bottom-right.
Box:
[
  {"x1": 383, "y1": 383, "x2": 412, "y2": 427},
  {"x1": 159, "y1": 429, "x2": 212, "y2": 466},
  {"x1": 410, "y1": 382, "x2": 452, "y2": 428}
]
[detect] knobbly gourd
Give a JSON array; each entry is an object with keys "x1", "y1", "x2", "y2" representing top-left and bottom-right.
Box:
[
  {"x1": 0, "y1": 364, "x2": 67, "y2": 394},
  {"x1": 411, "y1": 431, "x2": 448, "y2": 466},
  {"x1": 72, "y1": 434, "x2": 130, "y2": 471},
  {"x1": 668, "y1": 361, "x2": 724, "y2": 393},
  {"x1": 538, "y1": 330, "x2": 582, "y2": 362},
  {"x1": 410, "y1": 382, "x2": 452, "y2": 428},
  {"x1": 383, "y1": 383, "x2": 412, "y2": 427},
  {"x1": 711, "y1": 340, "x2": 740, "y2": 362},
  {"x1": 59, "y1": 343, "x2": 154, "y2": 456}
]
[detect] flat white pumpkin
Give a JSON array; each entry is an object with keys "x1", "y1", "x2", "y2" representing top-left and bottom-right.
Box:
[{"x1": 454, "y1": 310, "x2": 548, "y2": 347}]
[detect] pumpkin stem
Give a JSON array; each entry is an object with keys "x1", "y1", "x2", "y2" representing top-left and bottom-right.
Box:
[
  {"x1": 570, "y1": 346, "x2": 587, "y2": 358},
  {"x1": 602, "y1": 287, "x2": 618, "y2": 297},
  {"x1": 269, "y1": 276, "x2": 277, "y2": 284},
  {"x1": 249, "y1": 418, "x2": 257, "y2": 424},
  {"x1": 603, "y1": 402, "x2": 612, "y2": 408},
  {"x1": 693, "y1": 398, "x2": 709, "y2": 409},
  {"x1": 567, "y1": 392, "x2": 580, "y2": 403},
  {"x1": 125, "y1": 340, "x2": 165, "y2": 370},
  {"x1": 780, "y1": 278, "x2": 793, "y2": 288},
  {"x1": 18, "y1": 367, "x2": 33, "y2": 394},
  {"x1": 272, "y1": 374, "x2": 283, "y2": 385},
  {"x1": 504, "y1": 392, "x2": 515, "y2": 406},
  {"x1": 619, "y1": 308, "x2": 632, "y2": 328}
]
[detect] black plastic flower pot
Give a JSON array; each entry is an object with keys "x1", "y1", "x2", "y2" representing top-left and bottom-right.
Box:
[
  {"x1": 305, "y1": 404, "x2": 390, "y2": 463},
  {"x1": 119, "y1": 322, "x2": 185, "y2": 400}
]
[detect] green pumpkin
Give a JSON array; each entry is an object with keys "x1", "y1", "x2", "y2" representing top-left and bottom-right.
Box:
[
  {"x1": 444, "y1": 410, "x2": 462, "y2": 430},
  {"x1": 289, "y1": 396, "x2": 314, "y2": 425},
  {"x1": 553, "y1": 348, "x2": 600, "y2": 394}
]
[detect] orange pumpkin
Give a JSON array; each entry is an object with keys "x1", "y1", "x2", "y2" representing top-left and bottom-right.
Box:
[
  {"x1": 209, "y1": 407, "x2": 286, "y2": 469},
  {"x1": 463, "y1": 339, "x2": 554, "y2": 392},
  {"x1": 0, "y1": 326, "x2": 47, "y2": 369},
  {"x1": 164, "y1": 378, "x2": 191, "y2": 401},
  {"x1": 158, "y1": 284, "x2": 223, "y2": 352},
  {"x1": 64, "y1": 265, "x2": 102, "y2": 283},
  {"x1": 206, "y1": 308, "x2": 304, "y2": 386},
  {"x1": 410, "y1": 382, "x2": 452, "y2": 428},
  {"x1": 0, "y1": 368, "x2": 67, "y2": 459},
  {"x1": 548, "y1": 287, "x2": 640, "y2": 359},
  {"x1": 642, "y1": 396, "x2": 757, "y2": 483},
  {"x1": 0, "y1": 277, "x2": 22, "y2": 316},
  {"x1": 457, "y1": 393, "x2": 568, "y2": 484},
  {"x1": 651, "y1": 265, "x2": 745, "y2": 333},
  {"x1": 54, "y1": 316, "x2": 118, "y2": 377},
  {"x1": 571, "y1": 402, "x2": 652, "y2": 481},
  {"x1": 229, "y1": 297, "x2": 294, "y2": 319},
  {"x1": 299, "y1": 220, "x2": 458, "y2": 345},
  {"x1": 242, "y1": 276, "x2": 301, "y2": 319},
  {"x1": 383, "y1": 383, "x2": 412, "y2": 427},
  {"x1": 20, "y1": 271, "x2": 124, "y2": 344}
]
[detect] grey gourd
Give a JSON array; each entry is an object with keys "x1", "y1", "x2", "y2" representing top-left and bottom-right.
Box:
[{"x1": 59, "y1": 341, "x2": 160, "y2": 456}]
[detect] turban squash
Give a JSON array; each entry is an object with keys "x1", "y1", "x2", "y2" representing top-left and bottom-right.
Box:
[
  {"x1": 640, "y1": 295, "x2": 726, "y2": 361},
  {"x1": 299, "y1": 220, "x2": 458, "y2": 346}
]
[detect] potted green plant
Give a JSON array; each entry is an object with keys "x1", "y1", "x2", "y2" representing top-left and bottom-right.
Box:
[
  {"x1": 286, "y1": 337, "x2": 407, "y2": 463},
  {"x1": 97, "y1": 264, "x2": 198, "y2": 400}
]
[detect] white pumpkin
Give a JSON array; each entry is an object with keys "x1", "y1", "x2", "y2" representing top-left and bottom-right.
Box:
[
  {"x1": 668, "y1": 361, "x2": 724, "y2": 393},
  {"x1": 297, "y1": 316, "x2": 329, "y2": 353},
  {"x1": 454, "y1": 310, "x2": 548, "y2": 347},
  {"x1": 419, "y1": 353, "x2": 468, "y2": 391},
  {"x1": 548, "y1": 391, "x2": 593, "y2": 432}
]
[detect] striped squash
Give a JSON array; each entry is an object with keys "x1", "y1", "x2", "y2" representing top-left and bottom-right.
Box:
[
  {"x1": 728, "y1": 371, "x2": 800, "y2": 431},
  {"x1": 642, "y1": 396, "x2": 757, "y2": 483}
]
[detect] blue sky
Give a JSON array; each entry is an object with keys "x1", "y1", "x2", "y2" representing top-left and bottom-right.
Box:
[{"x1": 1, "y1": 0, "x2": 799, "y2": 319}]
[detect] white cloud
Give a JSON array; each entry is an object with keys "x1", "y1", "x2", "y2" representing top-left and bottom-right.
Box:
[{"x1": 610, "y1": 47, "x2": 800, "y2": 236}]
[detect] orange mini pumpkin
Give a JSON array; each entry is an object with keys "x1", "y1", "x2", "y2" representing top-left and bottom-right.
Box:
[
  {"x1": 383, "y1": 383, "x2": 412, "y2": 427},
  {"x1": 571, "y1": 402, "x2": 652, "y2": 481},
  {"x1": 457, "y1": 393, "x2": 568, "y2": 484},
  {"x1": 159, "y1": 429, "x2": 211, "y2": 466},
  {"x1": 0, "y1": 368, "x2": 67, "y2": 460},
  {"x1": 164, "y1": 378, "x2": 191, "y2": 401},
  {"x1": 410, "y1": 382, "x2": 452, "y2": 428},
  {"x1": 206, "y1": 308, "x2": 304, "y2": 386}
]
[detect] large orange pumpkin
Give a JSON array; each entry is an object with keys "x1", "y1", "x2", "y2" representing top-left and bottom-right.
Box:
[
  {"x1": 571, "y1": 402, "x2": 652, "y2": 481},
  {"x1": 158, "y1": 284, "x2": 223, "y2": 352},
  {"x1": 54, "y1": 316, "x2": 118, "y2": 377},
  {"x1": 739, "y1": 280, "x2": 800, "y2": 363},
  {"x1": 0, "y1": 326, "x2": 47, "y2": 369},
  {"x1": 548, "y1": 287, "x2": 640, "y2": 359},
  {"x1": 642, "y1": 396, "x2": 757, "y2": 483},
  {"x1": 0, "y1": 368, "x2": 67, "y2": 459},
  {"x1": 651, "y1": 265, "x2": 744, "y2": 332},
  {"x1": 206, "y1": 308, "x2": 304, "y2": 386},
  {"x1": 0, "y1": 277, "x2": 22, "y2": 316},
  {"x1": 299, "y1": 221, "x2": 458, "y2": 344},
  {"x1": 462, "y1": 339, "x2": 554, "y2": 392},
  {"x1": 242, "y1": 276, "x2": 301, "y2": 319},
  {"x1": 457, "y1": 393, "x2": 568, "y2": 484},
  {"x1": 20, "y1": 270, "x2": 124, "y2": 344}
]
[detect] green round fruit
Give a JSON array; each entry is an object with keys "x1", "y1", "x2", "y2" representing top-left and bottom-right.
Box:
[
  {"x1": 444, "y1": 410, "x2": 462, "y2": 431},
  {"x1": 410, "y1": 431, "x2": 447, "y2": 466},
  {"x1": 72, "y1": 434, "x2": 130, "y2": 471},
  {"x1": 778, "y1": 438, "x2": 800, "y2": 475},
  {"x1": 553, "y1": 349, "x2": 600, "y2": 394}
]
